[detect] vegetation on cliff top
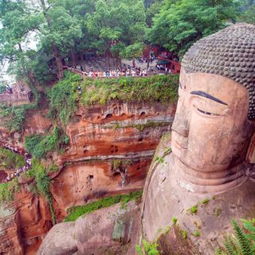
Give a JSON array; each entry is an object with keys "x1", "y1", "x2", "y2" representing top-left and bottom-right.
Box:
[
  {"x1": 47, "y1": 71, "x2": 178, "y2": 125},
  {"x1": 64, "y1": 190, "x2": 143, "y2": 222},
  {"x1": 0, "y1": 147, "x2": 25, "y2": 170},
  {"x1": 47, "y1": 72, "x2": 82, "y2": 125},
  {"x1": 80, "y1": 73, "x2": 179, "y2": 105}
]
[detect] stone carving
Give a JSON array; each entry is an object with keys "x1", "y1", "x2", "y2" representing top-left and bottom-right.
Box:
[
  {"x1": 141, "y1": 23, "x2": 255, "y2": 253},
  {"x1": 182, "y1": 24, "x2": 255, "y2": 119}
]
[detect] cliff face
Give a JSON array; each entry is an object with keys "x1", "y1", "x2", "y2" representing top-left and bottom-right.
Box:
[{"x1": 0, "y1": 100, "x2": 175, "y2": 254}]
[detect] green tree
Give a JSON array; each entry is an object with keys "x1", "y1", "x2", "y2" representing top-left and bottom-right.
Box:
[
  {"x1": 49, "y1": 0, "x2": 95, "y2": 67},
  {"x1": 237, "y1": 0, "x2": 255, "y2": 24},
  {"x1": 38, "y1": 0, "x2": 82, "y2": 79},
  {"x1": 145, "y1": 0, "x2": 164, "y2": 27},
  {"x1": 148, "y1": 0, "x2": 239, "y2": 56},
  {"x1": 0, "y1": 0, "x2": 42, "y2": 81},
  {"x1": 86, "y1": 0, "x2": 146, "y2": 63}
]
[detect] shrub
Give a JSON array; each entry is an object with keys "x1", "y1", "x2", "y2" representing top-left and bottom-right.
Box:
[
  {"x1": 64, "y1": 191, "x2": 142, "y2": 222},
  {"x1": 217, "y1": 219, "x2": 255, "y2": 255},
  {"x1": 24, "y1": 127, "x2": 69, "y2": 158},
  {"x1": 188, "y1": 205, "x2": 198, "y2": 215},
  {"x1": 0, "y1": 103, "x2": 37, "y2": 132},
  {"x1": 136, "y1": 240, "x2": 160, "y2": 255},
  {"x1": 0, "y1": 179, "x2": 19, "y2": 202},
  {"x1": 0, "y1": 147, "x2": 26, "y2": 169},
  {"x1": 80, "y1": 74, "x2": 179, "y2": 106},
  {"x1": 47, "y1": 71, "x2": 82, "y2": 125},
  {"x1": 47, "y1": 72, "x2": 178, "y2": 126},
  {"x1": 26, "y1": 159, "x2": 56, "y2": 224}
]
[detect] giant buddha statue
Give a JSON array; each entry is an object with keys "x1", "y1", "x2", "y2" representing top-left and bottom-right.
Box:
[{"x1": 141, "y1": 23, "x2": 255, "y2": 253}]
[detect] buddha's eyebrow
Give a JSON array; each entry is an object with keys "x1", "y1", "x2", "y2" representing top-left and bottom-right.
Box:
[{"x1": 191, "y1": 91, "x2": 228, "y2": 105}]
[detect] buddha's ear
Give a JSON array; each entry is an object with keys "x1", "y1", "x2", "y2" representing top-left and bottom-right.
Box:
[{"x1": 246, "y1": 133, "x2": 255, "y2": 163}]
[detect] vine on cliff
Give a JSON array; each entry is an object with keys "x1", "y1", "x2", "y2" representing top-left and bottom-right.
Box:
[
  {"x1": 47, "y1": 71, "x2": 82, "y2": 125},
  {"x1": 24, "y1": 127, "x2": 69, "y2": 159},
  {"x1": 26, "y1": 159, "x2": 56, "y2": 225}
]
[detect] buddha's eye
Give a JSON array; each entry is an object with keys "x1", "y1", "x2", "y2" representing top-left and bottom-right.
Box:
[
  {"x1": 192, "y1": 97, "x2": 228, "y2": 117},
  {"x1": 196, "y1": 107, "x2": 221, "y2": 116}
]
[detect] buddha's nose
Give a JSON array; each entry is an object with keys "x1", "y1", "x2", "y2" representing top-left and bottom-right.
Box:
[
  {"x1": 171, "y1": 117, "x2": 189, "y2": 137},
  {"x1": 171, "y1": 99, "x2": 189, "y2": 137}
]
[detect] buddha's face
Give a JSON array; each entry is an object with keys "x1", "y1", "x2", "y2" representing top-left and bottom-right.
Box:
[{"x1": 171, "y1": 69, "x2": 254, "y2": 172}]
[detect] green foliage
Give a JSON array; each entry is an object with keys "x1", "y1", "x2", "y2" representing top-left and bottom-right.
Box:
[
  {"x1": 24, "y1": 127, "x2": 69, "y2": 158},
  {"x1": 0, "y1": 178, "x2": 19, "y2": 202},
  {"x1": 86, "y1": 0, "x2": 146, "y2": 58},
  {"x1": 145, "y1": 0, "x2": 164, "y2": 27},
  {"x1": 155, "y1": 156, "x2": 165, "y2": 164},
  {"x1": 148, "y1": 0, "x2": 239, "y2": 56},
  {"x1": 47, "y1": 71, "x2": 82, "y2": 125},
  {"x1": 0, "y1": 103, "x2": 36, "y2": 132},
  {"x1": 0, "y1": 147, "x2": 25, "y2": 170},
  {"x1": 80, "y1": 74, "x2": 179, "y2": 106},
  {"x1": 238, "y1": 6, "x2": 255, "y2": 24},
  {"x1": 136, "y1": 239, "x2": 160, "y2": 255},
  {"x1": 134, "y1": 121, "x2": 170, "y2": 131},
  {"x1": 25, "y1": 159, "x2": 56, "y2": 224},
  {"x1": 188, "y1": 205, "x2": 198, "y2": 215},
  {"x1": 192, "y1": 230, "x2": 201, "y2": 237},
  {"x1": 217, "y1": 219, "x2": 255, "y2": 255},
  {"x1": 40, "y1": 1, "x2": 83, "y2": 55},
  {"x1": 121, "y1": 42, "x2": 144, "y2": 59},
  {"x1": 180, "y1": 229, "x2": 188, "y2": 240},
  {"x1": 0, "y1": 84, "x2": 7, "y2": 94},
  {"x1": 64, "y1": 191, "x2": 142, "y2": 222},
  {"x1": 201, "y1": 198, "x2": 210, "y2": 205},
  {"x1": 111, "y1": 120, "x2": 170, "y2": 131},
  {"x1": 171, "y1": 217, "x2": 178, "y2": 225}
]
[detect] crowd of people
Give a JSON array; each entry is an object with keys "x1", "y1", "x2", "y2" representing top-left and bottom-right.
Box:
[
  {"x1": 66, "y1": 65, "x2": 149, "y2": 78},
  {"x1": 1, "y1": 144, "x2": 32, "y2": 183}
]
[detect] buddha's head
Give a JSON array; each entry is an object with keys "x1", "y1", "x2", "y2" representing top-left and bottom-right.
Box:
[{"x1": 171, "y1": 24, "x2": 255, "y2": 192}]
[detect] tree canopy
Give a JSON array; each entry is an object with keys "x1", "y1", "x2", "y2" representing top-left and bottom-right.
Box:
[
  {"x1": 0, "y1": 0, "x2": 252, "y2": 85},
  {"x1": 148, "y1": 0, "x2": 240, "y2": 56}
]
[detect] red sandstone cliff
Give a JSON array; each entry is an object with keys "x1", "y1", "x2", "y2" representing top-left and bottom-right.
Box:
[{"x1": 0, "y1": 100, "x2": 175, "y2": 254}]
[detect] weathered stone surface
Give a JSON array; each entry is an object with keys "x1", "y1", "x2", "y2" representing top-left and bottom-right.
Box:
[
  {"x1": 38, "y1": 201, "x2": 141, "y2": 255},
  {"x1": 0, "y1": 189, "x2": 52, "y2": 255},
  {"x1": 141, "y1": 25, "x2": 255, "y2": 253},
  {"x1": 141, "y1": 135, "x2": 255, "y2": 254},
  {"x1": 0, "y1": 101, "x2": 176, "y2": 253}
]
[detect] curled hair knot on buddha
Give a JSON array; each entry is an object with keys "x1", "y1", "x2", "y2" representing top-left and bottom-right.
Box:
[{"x1": 182, "y1": 23, "x2": 255, "y2": 120}]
